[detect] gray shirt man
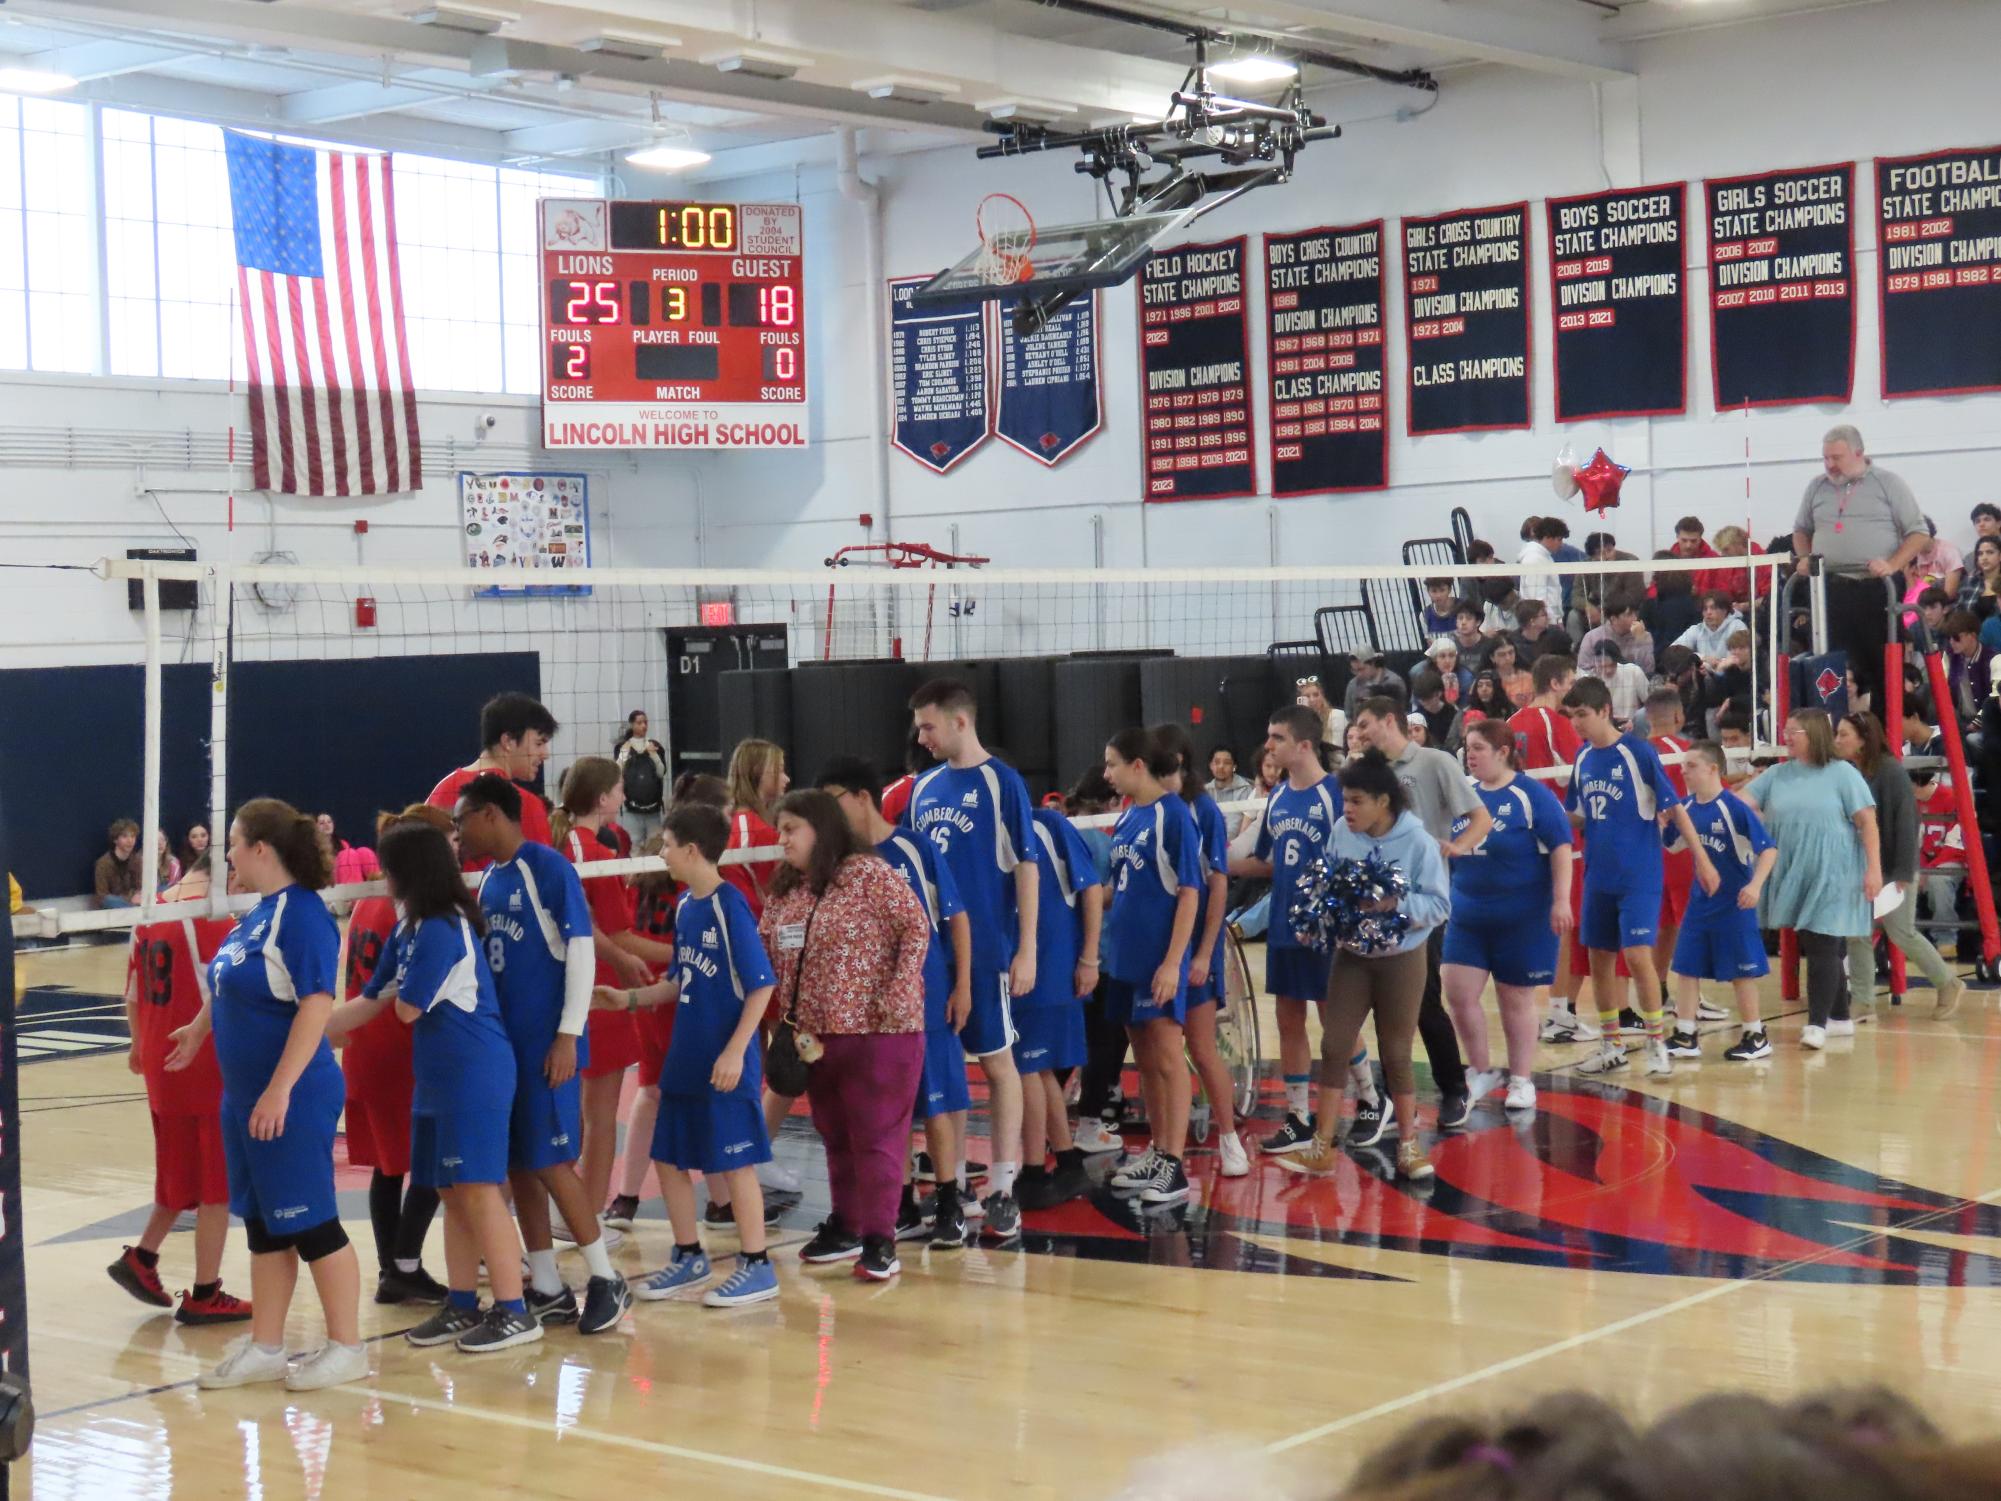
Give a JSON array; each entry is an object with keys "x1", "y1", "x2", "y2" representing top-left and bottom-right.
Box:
[
  {"x1": 1391, "y1": 741, "x2": 1482, "y2": 842},
  {"x1": 1793, "y1": 465, "x2": 1926, "y2": 576}
]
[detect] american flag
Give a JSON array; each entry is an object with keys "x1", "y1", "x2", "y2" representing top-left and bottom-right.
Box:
[{"x1": 223, "y1": 132, "x2": 422, "y2": 496}]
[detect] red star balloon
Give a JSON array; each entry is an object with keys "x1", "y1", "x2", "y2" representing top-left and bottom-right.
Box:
[{"x1": 1575, "y1": 447, "x2": 1630, "y2": 513}]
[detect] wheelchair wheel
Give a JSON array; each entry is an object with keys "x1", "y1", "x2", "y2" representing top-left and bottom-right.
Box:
[{"x1": 1216, "y1": 927, "x2": 1263, "y2": 1119}]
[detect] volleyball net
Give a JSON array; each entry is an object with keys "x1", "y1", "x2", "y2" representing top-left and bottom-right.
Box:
[{"x1": 20, "y1": 550, "x2": 1798, "y2": 938}]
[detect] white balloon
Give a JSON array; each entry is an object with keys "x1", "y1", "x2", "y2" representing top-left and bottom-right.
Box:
[{"x1": 1551, "y1": 461, "x2": 1580, "y2": 501}]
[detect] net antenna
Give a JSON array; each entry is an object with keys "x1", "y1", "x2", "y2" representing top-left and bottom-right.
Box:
[{"x1": 821, "y1": 541, "x2": 990, "y2": 662}]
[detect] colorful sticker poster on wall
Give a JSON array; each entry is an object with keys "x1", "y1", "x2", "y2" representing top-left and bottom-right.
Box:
[
  {"x1": 888, "y1": 275, "x2": 991, "y2": 472},
  {"x1": 1402, "y1": 202, "x2": 1531, "y2": 435},
  {"x1": 1138, "y1": 235, "x2": 1255, "y2": 502},
  {"x1": 1705, "y1": 163, "x2": 1856, "y2": 410},
  {"x1": 995, "y1": 290, "x2": 1101, "y2": 465},
  {"x1": 460, "y1": 471, "x2": 591, "y2": 597},
  {"x1": 1264, "y1": 221, "x2": 1388, "y2": 495},
  {"x1": 1545, "y1": 182, "x2": 1688, "y2": 422},
  {"x1": 1877, "y1": 145, "x2": 2001, "y2": 399}
]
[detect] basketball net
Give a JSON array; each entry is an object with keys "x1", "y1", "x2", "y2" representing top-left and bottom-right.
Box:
[
  {"x1": 822, "y1": 542, "x2": 989, "y2": 660},
  {"x1": 975, "y1": 193, "x2": 1038, "y2": 286}
]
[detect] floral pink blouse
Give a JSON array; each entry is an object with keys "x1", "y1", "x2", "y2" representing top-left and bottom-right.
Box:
[{"x1": 759, "y1": 855, "x2": 928, "y2": 1036}]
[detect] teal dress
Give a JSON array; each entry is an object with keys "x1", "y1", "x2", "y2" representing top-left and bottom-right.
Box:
[{"x1": 1744, "y1": 760, "x2": 1875, "y2": 937}]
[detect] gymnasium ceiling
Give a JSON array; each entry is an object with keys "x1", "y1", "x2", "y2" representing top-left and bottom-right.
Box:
[{"x1": 0, "y1": 0, "x2": 1887, "y2": 180}]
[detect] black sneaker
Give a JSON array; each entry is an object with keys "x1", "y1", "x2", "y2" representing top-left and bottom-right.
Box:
[
  {"x1": 457, "y1": 1305, "x2": 544, "y2": 1353},
  {"x1": 1014, "y1": 1167, "x2": 1061, "y2": 1211},
  {"x1": 579, "y1": 1274, "x2": 631, "y2": 1335},
  {"x1": 1137, "y1": 1156, "x2": 1190, "y2": 1206},
  {"x1": 854, "y1": 1236, "x2": 901, "y2": 1282},
  {"x1": 604, "y1": 1195, "x2": 641, "y2": 1231},
  {"x1": 930, "y1": 1190, "x2": 968, "y2": 1250},
  {"x1": 375, "y1": 1266, "x2": 450, "y2": 1306},
  {"x1": 1048, "y1": 1160, "x2": 1090, "y2": 1204},
  {"x1": 406, "y1": 1304, "x2": 486, "y2": 1347},
  {"x1": 1259, "y1": 1113, "x2": 1316, "y2": 1154},
  {"x1": 1436, "y1": 1092, "x2": 1472, "y2": 1132},
  {"x1": 1666, "y1": 1027, "x2": 1703, "y2": 1059},
  {"x1": 893, "y1": 1198, "x2": 929, "y2": 1243},
  {"x1": 980, "y1": 1190, "x2": 1022, "y2": 1245},
  {"x1": 1724, "y1": 1028, "x2": 1772, "y2": 1062},
  {"x1": 1619, "y1": 1007, "x2": 1645, "y2": 1034},
  {"x1": 799, "y1": 1219, "x2": 864, "y2": 1264},
  {"x1": 1349, "y1": 1094, "x2": 1397, "y2": 1148},
  {"x1": 703, "y1": 1201, "x2": 734, "y2": 1227},
  {"x1": 525, "y1": 1283, "x2": 579, "y2": 1325}
]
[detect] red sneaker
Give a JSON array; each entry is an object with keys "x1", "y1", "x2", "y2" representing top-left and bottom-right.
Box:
[
  {"x1": 176, "y1": 1286, "x2": 253, "y2": 1326},
  {"x1": 107, "y1": 1246, "x2": 172, "y2": 1308}
]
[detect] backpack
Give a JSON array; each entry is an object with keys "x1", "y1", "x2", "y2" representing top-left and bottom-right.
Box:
[{"x1": 621, "y1": 744, "x2": 664, "y2": 811}]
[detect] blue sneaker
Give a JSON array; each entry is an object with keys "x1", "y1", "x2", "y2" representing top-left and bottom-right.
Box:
[
  {"x1": 701, "y1": 1258, "x2": 779, "y2": 1308},
  {"x1": 634, "y1": 1249, "x2": 710, "y2": 1302}
]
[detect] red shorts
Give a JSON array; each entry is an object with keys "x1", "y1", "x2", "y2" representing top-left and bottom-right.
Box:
[
  {"x1": 635, "y1": 1004, "x2": 675, "y2": 1089},
  {"x1": 582, "y1": 1010, "x2": 642, "y2": 1079},
  {"x1": 1660, "y1": 851, "x2": 1693, "y2": 928},
  {"x1": 344, "y1": 1085, "x2": 413, "y2": 1176},
  {"x1": 153, "y1": 1112, "x2": 229, "y2": 1211}
]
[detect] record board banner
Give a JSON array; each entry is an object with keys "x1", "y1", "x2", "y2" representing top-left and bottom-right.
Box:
[
  {"x1": 1546, "y1": 182, "x2": 1688, "y2": 421},
  {"x1": 1265, "y1": 222, "x2": 1387, "y2": 495},
  {"x1": 1403, "y1": 202, "x2": 1531, "y2": 434},
  {"x1": 889, "y1": 275, "x2": 990, "y2": 472},
  {"x1": 996, "y1": 289, "x2": 1101, "y2": 465},
  {"x1": 1139, "y1": 236, "x2": 1255, "y2": 501},
  {"x1": 1877, "y1": 146, "x2": 2001, "y2": 398},
  {"x1": 1706, "y1": 163, "x2": 1856, "y2": 409}
]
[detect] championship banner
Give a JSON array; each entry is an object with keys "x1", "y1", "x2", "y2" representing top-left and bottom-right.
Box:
[
  {"x1": 1877, "y1": 145, "x2": 2001, "y2": 399},
  {"x1": 1705, "y1": 163, "x2": 1855, "y2": 409},
  {"x1": 1264, "y1": 222, "x2": 1388, "y2": 495},
  {"x1": 889, "y1": 275, "x2": 991, "y2": 472},
  {"x1": 1139, "y1": 236, "x2": 1255, "y2": 502},
  {"x1": 995, "y1": 290, "x2": 1101, "y2": 465},
  {"x1": 1546, "y1": 182, "x2": 1688, "y2": 422},
  {"x1": 1402, "y1": 202, "x2": 1531, "y2": 435}
]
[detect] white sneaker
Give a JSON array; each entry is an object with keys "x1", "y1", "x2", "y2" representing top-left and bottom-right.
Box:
[
  {"x1": 1503, "y1": 1077, "x2": 1538, "y2": 1112},
  {"x1": 1801, "y1": 1024, "x2": 1827, "y2": 1050},
  {"x1": 1072, "y1": 1118, "x2": 1125, "y2": 1156},
  {"x1": 1217, "y1": 1133, "x2": 1250, "y2": 1178},
  {"x1": 284, "y1": 1341, "x2": 370, "y2": 1392},
  {"x1": 198, "y1": 1337, "x2": 291, "y2": 1390},
  {"x1": 1826, "y1": 1018, "x2": 1857, "y2": 1037},
  {"x1": 1577, "y1": 1043, "x2": 1628, "y2": 1076},
  {"x1": 757, "y1": 1160, "x2": 802, "y2": 1194},
  {"x1": 1110, "y1": 1148, "x2": 1161, "y2": 1188},
  {"x1": 1465, "y1": 1068, "x2": 1504, "y2": 1104},
  {"x1": 1696, "y1": 998, "x2": 1730, "y2": 1022},
  {"x1": 1645, "y1": 1040, "x2": 1673, "y2": 1078}
]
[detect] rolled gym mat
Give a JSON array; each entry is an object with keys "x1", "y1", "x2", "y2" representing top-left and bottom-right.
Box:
[
  {"x1": 789, "y1": 660, "x2": 919, "y2": 786},
  {"x1": 716, "y1": 668, "x2": 794, "y2": 767},
  {"x1": 1141, "y1": 655, "x2": 1277, "y2": 765},
  {"x1": 996, "y1": 656, "x2": 1059, "y2": 777},
  {"x1": 1052, "y1": 655, "x2": 1149, "y2": 788}
]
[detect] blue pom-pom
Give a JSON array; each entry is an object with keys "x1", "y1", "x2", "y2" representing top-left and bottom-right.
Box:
[{"x1": 1290, "y1": 849, "x2": 1411, "y2": 956}]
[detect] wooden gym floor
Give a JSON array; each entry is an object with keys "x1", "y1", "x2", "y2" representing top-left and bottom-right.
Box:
[{"x1": 13, "y1": 940, "x2": 2001, "y2": 1500}]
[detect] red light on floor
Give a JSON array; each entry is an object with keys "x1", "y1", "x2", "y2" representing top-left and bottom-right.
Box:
[{"x1": 700, "y1": 600, "x2": 735, "y2": 626}]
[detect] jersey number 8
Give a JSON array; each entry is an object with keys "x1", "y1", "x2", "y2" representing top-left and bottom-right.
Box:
[{"x1": 486, "y1": 934, "x2": 508, "y2": 974}]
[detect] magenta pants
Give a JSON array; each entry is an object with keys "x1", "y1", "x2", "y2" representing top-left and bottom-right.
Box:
[{"x1": 805, "y1": 1031, "x2": 926, "y2": 1241}]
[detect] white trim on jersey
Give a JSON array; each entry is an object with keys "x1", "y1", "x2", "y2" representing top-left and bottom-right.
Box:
[
  {"x1": 264, "y1": 891, "x2": 300, "y2": 1004},
  {"x1": 1708, "y1": 796, "x2": 1758, "y2": 869},
  {"x1": 1260, "y1": 780, "x2": 1339, "y2": 841},
  {"x1": 1499, "y1": 783, "x2": 1556, "y2": 855},
  {"x1": 1032, "y1": 822, "x2": 1080, "y2": 909},
  {"x1": 1574, "y1": 742, "x2": 1659, "y2": 822},
  {"x1": 514, "y1": 857, "x2": 568, "y2": 960},
  {"x1": 692, "y1": 891, "x2": 747, "y2": 1003},
  {"x1": 885, "y1": 832, "x2": 944, "y2": 926},
  {"x1": 431, "y1": 918, "x2": 486, "y2": 1016},
  {"x1": 181, "y1": 917, "x2": 213, "y2": 1006},
  {"x1": 1146, "y1": 801, "x2": 1179, "y2": 897},
  {"x1": 979, "y1": 762, "x2": 1020, "y2": 874}
]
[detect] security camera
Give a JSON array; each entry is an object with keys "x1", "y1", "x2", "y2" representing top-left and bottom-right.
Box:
[{"x1": 479, "y1": 413, "x2": 499, "y2": 431}]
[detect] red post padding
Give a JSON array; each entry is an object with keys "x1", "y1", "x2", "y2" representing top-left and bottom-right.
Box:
[
  {"x1": 1922, "y1": 646, "x2": 2001, "y2": 964},
  {"x1": 1883, "y1": 643, "x2": 1908, "y2": 999},
  {"x1": 1776, "y1": 652, "x2": 1799, "y2": 999}
]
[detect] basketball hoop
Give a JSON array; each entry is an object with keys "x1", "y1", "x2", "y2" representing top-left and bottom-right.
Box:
[
  {"x1": 975, "y1": 193, "x2": 1038, "y2": 286},
  {"x1": 821, "y1": 542, "x2": 990, "y2": 661}
]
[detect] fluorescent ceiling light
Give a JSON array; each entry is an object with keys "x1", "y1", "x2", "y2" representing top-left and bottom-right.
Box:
[
  {"x1": 625, "y1": 143, "x2": 712, "y2": 171},
  {"x1": 703, "y1": 47, "x2": 812, "y2": 82},
  {"x1": 403, "y1": 4, "x2": 517, "y2": 35},
  {"x1": 1210, "y1": 56, "x2": 1298, "y2": 84},
  {"x1": 578, "y1": 31, "x2": 679, "y2": 62},
  {"x1": 976, "y1": 96, "x2": 1076, "y2": 124},
  {"x1": 0, "y1": 67, "x2": 79, "y2": 95},
  {"x1": 852, "y1": 74, "x2": 958, "y2": 104}
]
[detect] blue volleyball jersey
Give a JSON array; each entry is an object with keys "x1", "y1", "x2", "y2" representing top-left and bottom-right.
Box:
[
  {"x1": 1564, "y1": 734, "x2": 1679, "y2": 892},
  {"x1": 1104, "y1": 795, "x2": 1204, "y2": 985},
  {"x1": 876, "y1": 829, "x2": 965, "y2": 1029},
  {"x1": 364, "y1": 913, "x2": 514, "y2": 1114},
  {"x1": 1452, "y1": 774, "x2": 1572, "y2": 912},
  {"x1": 1022, "y1": 807, "x2": 1102, "y2": 1009},
  {"x1": 1668, "y1": 790, "x2": 1775, "y2": 919},
  {"x1": 476, "y1": 840, "x2": 594, "y2": 1064},
  {"x1": 1253, "y1": 777, "x2": 1342, "y2": 952},
  {"x1": 1189, "y1": 792, "x2": 1229, "y2": 973},
  {"x1": 206, "y1": 884, "x2": 344, "y2": 1105},
  {"x1": 908, "y1": 757, "x2": 1037, "y2": 974},
  {"x1": 662, "y1": 883, "x2": 775, "y2": 1099}
]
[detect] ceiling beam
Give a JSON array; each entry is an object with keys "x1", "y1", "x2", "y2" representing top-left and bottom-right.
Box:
[
  {"x1": 275, "y1": 80, "x2": 449, "y2": 125},
  {"x1": 500, "y1": 116, "x2": 653, "y2": 158},
  {"x1": 21, "y1": 38, "x2": 204, "y2": 81},
  {"x1": 681, "y1": 127, "x2": 954, "y2": 187}
]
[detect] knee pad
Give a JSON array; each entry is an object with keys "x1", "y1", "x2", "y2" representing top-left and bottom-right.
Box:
[
  {"x1": 243, "y1": 1215, "x2": 284, "y2": 1255},
  {"x1": 293, "y1": 1217, "x2": 351, "y2": 1264}
]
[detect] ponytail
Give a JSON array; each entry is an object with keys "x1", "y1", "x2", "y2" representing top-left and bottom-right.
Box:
[
  {"x1": 552, "y1": 755, "x2": 622, "y2": 845},
  {"x1": 235, "y1": 797, "x2": 333, "y2": 890}
]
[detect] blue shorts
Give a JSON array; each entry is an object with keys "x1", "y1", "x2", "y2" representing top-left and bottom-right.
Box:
[
  {"x1": 221, "y1": 1070, "x2": 343, "y2": 1232},
  {"x1": 960, "y1": 971, "x2": 1017, "y2": 1059},
  {"x1": 914, "y1": 1025, "x2": 972, "y2": 1120},
  {"x1": 1441, "y1": 913, "x2": 1559, "y2": 988},
  {"x1": 1265, "y1": 944, "x2": 1330, "y2": 1004},
  {"x1": 1670, "y1": 907, "x2": 1771, "y2": 983},
  {"x1": 652, "y1": 1091, "x2": 772, "y2": 1176},
  {"x1": 1580, "y1": 883, "x2": 1662, "y2": 952},
  {"x1": 1104, "y1": 974, "x2": 1188, "y2": 1027},
  {"x1": 1012, "y1": 1003, "x2": 1086, "y2": 1074},
  {"x1": 509, "y1": 1069, "x2": 583, "y2": 1173},
  {"x1": 412, "y1": 1107, "x2": 512, "y2": 1189}
]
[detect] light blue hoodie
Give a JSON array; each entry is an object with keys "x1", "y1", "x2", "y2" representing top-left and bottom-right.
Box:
[{"x1": 1326, "y1": 808, "x2": 1452, "y2": 957}]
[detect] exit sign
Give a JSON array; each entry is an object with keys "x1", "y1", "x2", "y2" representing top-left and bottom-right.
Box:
[{"x1": 699, "y1": 600, "x2": 736, "y2": 626}]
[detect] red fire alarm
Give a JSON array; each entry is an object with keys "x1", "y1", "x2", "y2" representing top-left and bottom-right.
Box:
[
  {"x1": 355, "y1": 596, "x2": 377, "y2": 629},
  {"x1": 353, "y1": 519, "x2": 369, "y2": 535}
]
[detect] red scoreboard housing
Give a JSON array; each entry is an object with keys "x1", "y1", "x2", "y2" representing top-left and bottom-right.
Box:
[{"x1": 539, "y1": 198, "x2": 806, "y2": 450}]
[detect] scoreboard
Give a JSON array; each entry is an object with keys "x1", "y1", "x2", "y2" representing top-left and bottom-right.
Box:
[{"x1": 539, "y1": 198, "x2": 807, "y2": 449}]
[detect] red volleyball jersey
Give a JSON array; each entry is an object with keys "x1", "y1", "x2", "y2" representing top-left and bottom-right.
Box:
[{"x1": 128, "y1": 917, "x2": 233, "y2": 1116}]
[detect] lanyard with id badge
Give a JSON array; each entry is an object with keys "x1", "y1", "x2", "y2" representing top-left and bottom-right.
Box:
[{"x1": 765, "y1": 901, "x2": 822, "y2": 1096}]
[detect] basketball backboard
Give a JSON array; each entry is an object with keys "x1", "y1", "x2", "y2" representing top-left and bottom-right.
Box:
[{"x1": 908, "y1": 204, "x2": 1203, "y2": 320}]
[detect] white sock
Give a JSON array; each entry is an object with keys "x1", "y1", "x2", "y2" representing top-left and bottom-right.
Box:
[
  {"x1": 992, "y1": 1161, "x2": 1019, "y2": 1196},
  {"x1": 393, "y1": 1257, "x2": 419, "y2": 1275},
  {"x1": 254, "y1": 1341, "x2": 286, "y2": 1356},
  {"x1": 526, "y1": 1248, "x2": 562, "y2": 1296},
  {"x1": 1284, "y1": 1078, "x2": 1311, "y2": 1117},
  {"x1": 1349, "y1": 1061, "x2": 1380, "y2": 1109},
  {"x1": 580, "y1": 1234, "x2": 614, "y2": 1281}
]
